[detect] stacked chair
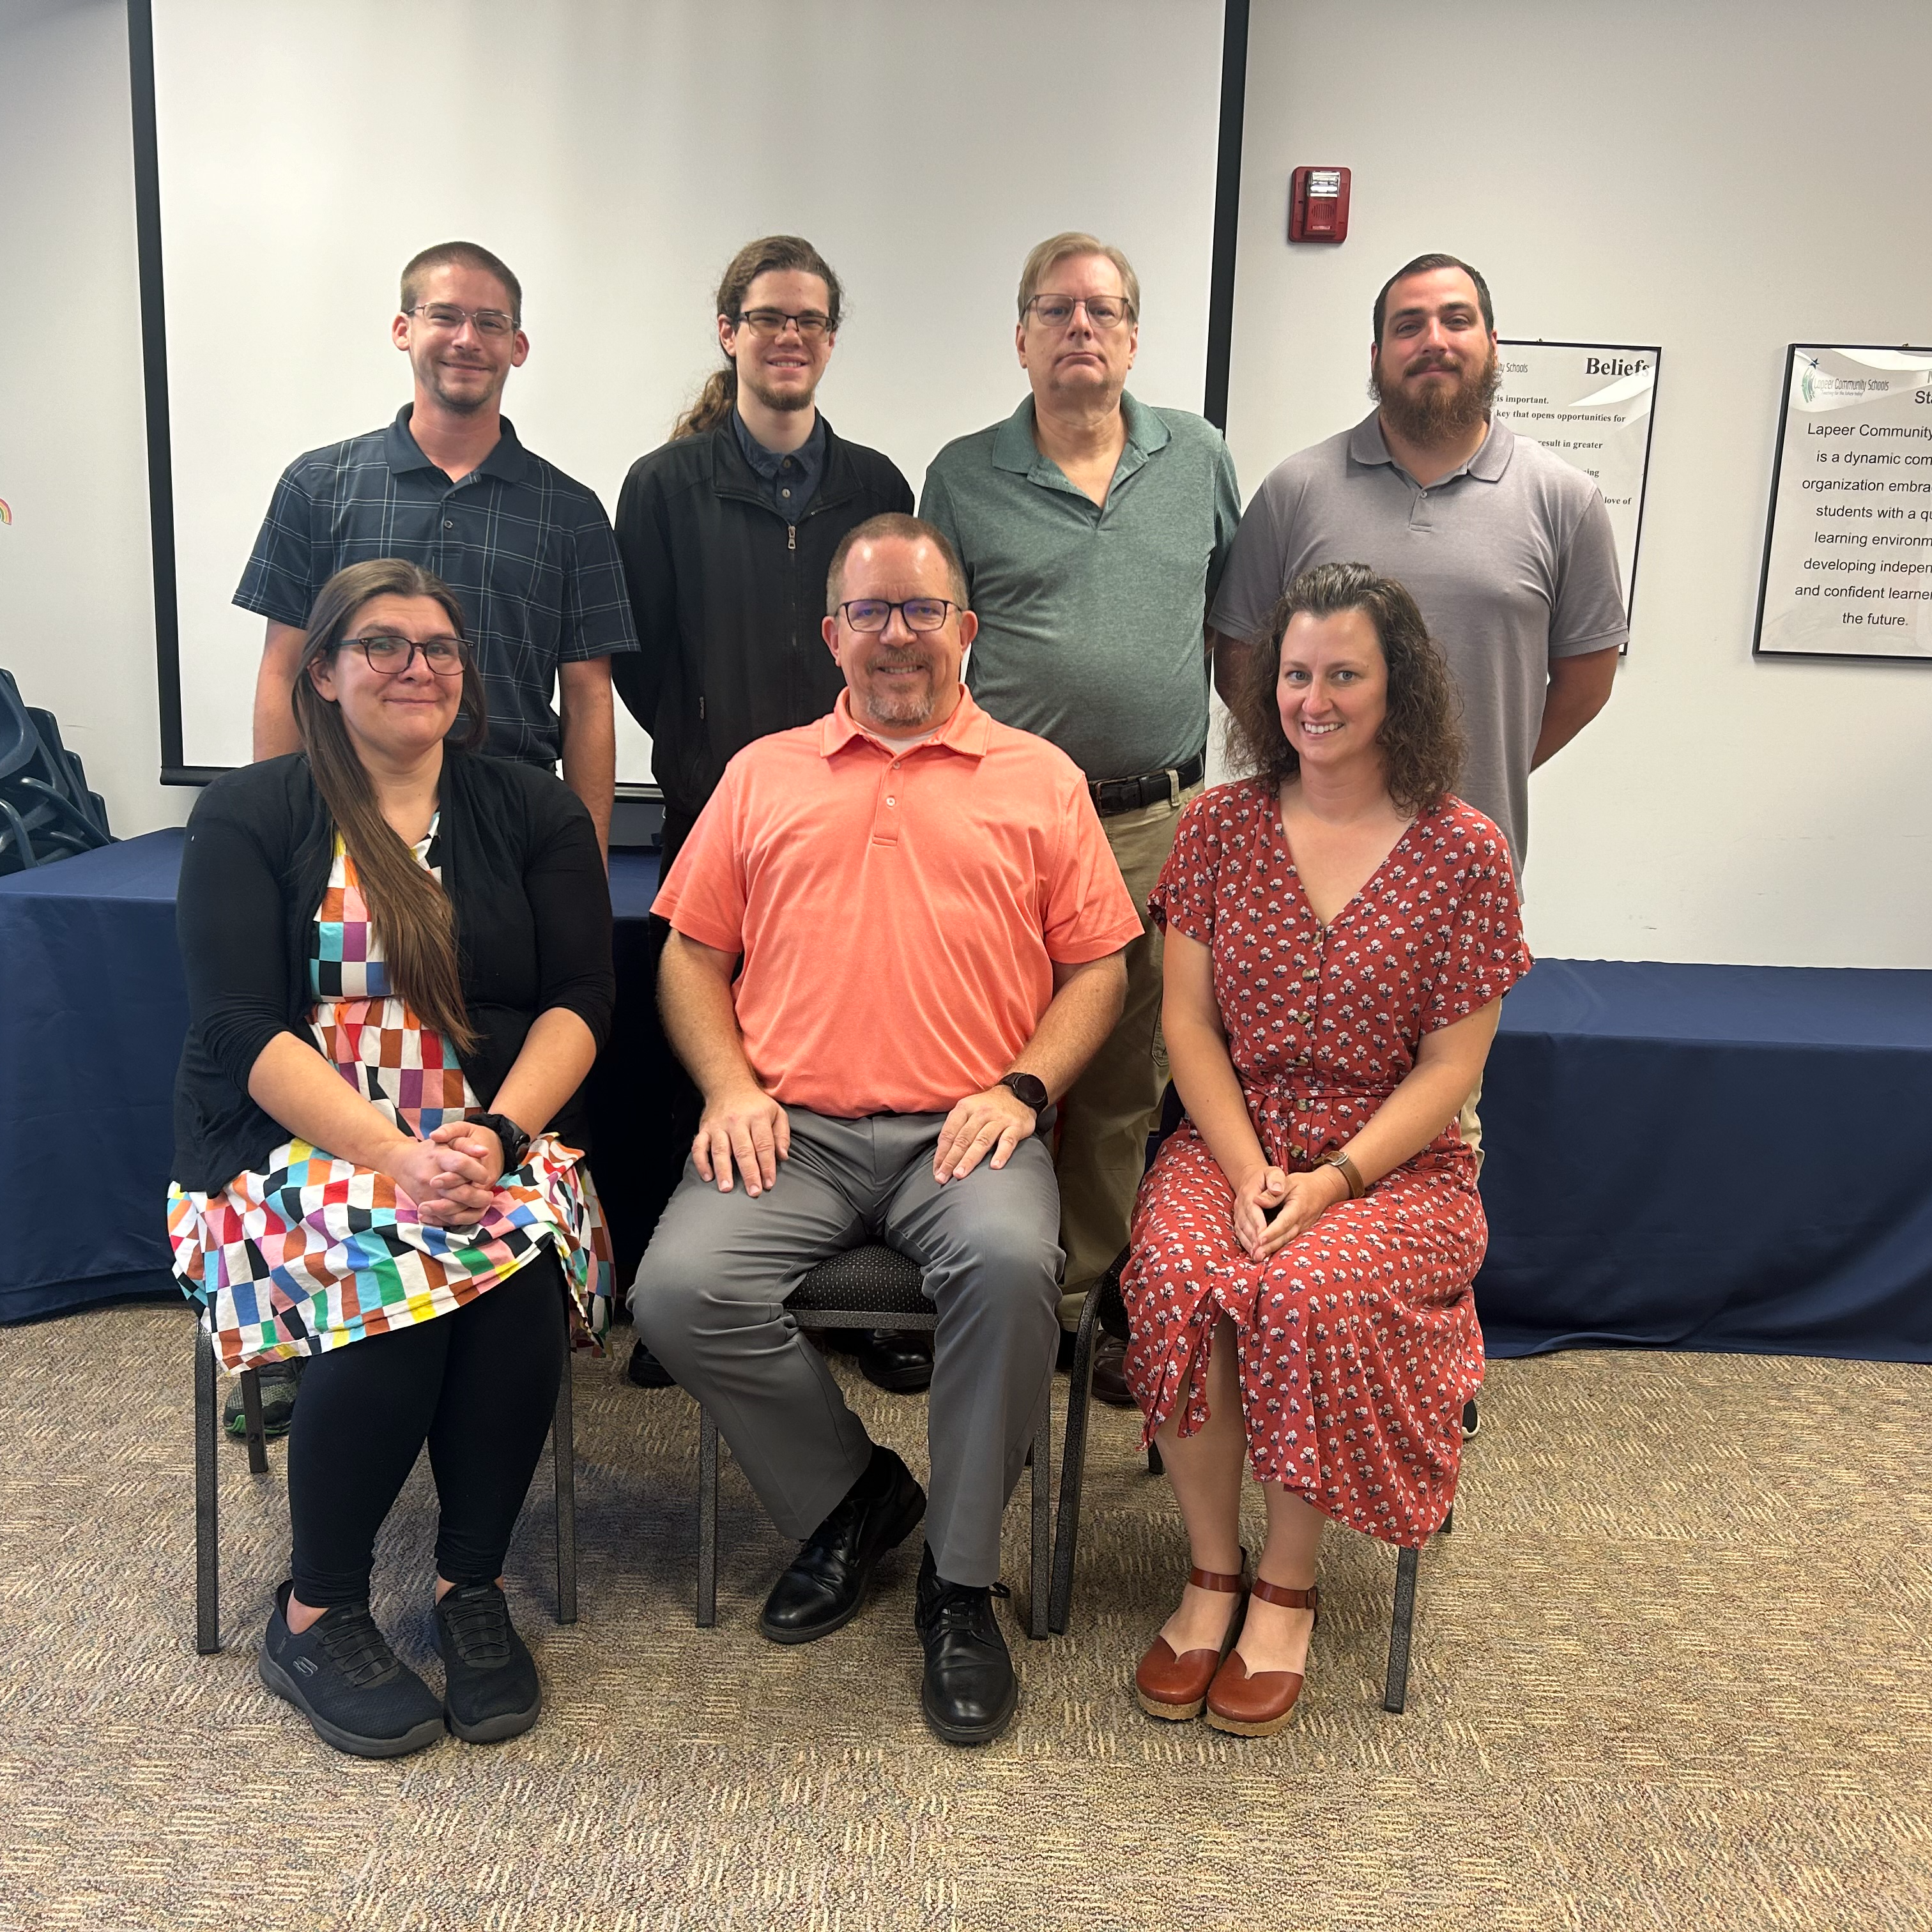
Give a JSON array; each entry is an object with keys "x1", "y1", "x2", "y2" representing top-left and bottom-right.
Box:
[{"x1": 0, "y1": 668, "x2": 113, "y2": 871}]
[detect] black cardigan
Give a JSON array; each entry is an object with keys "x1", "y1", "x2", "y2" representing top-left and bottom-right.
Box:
[{"x1": 171, "y1": 750, "x2": 615, "y2": 1193}]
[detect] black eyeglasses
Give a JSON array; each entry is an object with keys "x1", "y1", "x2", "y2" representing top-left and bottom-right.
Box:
[
  {"x1": 836, "y1": 599, "x2": 956, "y2": 633},
  {"x1": 342, "y1": 634, "x2": 468, "y2": 676},
  {"x1": 1023, "y1": 295, "x2": 1135, "y2": 330},
  {"x1": 406, "y1": 302, "x2": 518, "y2": 337},
  {"x1": 732, "y1": 307, "x2": 834, "y2": 341}
]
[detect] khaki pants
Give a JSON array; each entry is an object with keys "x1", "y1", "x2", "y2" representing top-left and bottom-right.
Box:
[
  {"x1": 1053, "y1": 783, "x2": 1200, "y2": 1328},
  {"x1": 1460, "y1": 1075, "x2": 1484, "y2": 1176}
]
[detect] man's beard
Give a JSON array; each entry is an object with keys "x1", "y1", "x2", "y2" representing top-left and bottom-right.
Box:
[
  {"x1": 1371, "y1": 342, "x2": 1499, "y2": 446},
  {"x1": 422, "y1": 360, "x2": 495, "y2": 417},
  {"x1": 860, "y1": 664, "x2": 936, "y2": 727},
  {"x1": 739, "y1": 363, "x2": 816, "y2": 415}
]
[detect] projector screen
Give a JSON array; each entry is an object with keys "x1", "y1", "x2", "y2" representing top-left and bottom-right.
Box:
[{"x1": 149, "y1": 0, "x2": 1227, "y2": 784}]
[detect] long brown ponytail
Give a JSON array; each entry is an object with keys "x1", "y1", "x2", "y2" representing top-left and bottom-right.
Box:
[
  {"x1": 291, "y1": 559, "x2": 487, "y2": 1053},
  {"x1": 671, "y1": 234, "x2": 845, "y2": 439}
]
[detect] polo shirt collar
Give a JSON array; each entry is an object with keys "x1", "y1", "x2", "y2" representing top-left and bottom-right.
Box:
[
  {"x1": 386, "y1": 404, "x2": 533, "y2": 484},
  {"x1": 991, "y1": 389, "x2": 1169, "y2": 485},
  {"x1": 1349, "y1": 410, "x2": 1516, "y2": 485},
  {"x1": 819, "y1": 685, "x2": 992, "y2": 760}
]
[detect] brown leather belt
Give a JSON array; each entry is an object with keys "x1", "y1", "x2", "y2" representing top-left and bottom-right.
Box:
[{"x1": 1089, "y1": 751, "x2": 1204, "y2": 817}]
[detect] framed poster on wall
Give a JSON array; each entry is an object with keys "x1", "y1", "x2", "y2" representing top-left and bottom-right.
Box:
[
  {"x1": 1754, "y1": 344, "x2": 1932, "y2": 661},
  {"x1": 1494, "y1": 341, "x2": 1661, "y2": 639}
]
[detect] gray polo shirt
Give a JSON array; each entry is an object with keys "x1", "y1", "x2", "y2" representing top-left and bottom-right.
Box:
[
  {"x1": 1210, "y1": 412, "x2": 1625, "y2": 870},
  {"x1": 921, "y1": 392, "x2": 1241, "y2": 781}
]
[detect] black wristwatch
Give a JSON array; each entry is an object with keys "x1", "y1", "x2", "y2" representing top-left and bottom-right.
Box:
[
  {"x1": 997, "y1": 1071, "x2": 1050, "y2": 1114},
  {"x1": 468, "y1": 1111, "x2": 532, "y2": 1176}
]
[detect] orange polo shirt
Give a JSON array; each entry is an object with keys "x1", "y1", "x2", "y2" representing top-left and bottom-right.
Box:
[{"x1": 654, "y1": 687, "x2": 1142, "y2": 1119}]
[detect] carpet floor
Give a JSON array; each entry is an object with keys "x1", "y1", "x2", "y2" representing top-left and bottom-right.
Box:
[{"x1": 0, "y1": 1303, "x2": 1926, "y2": 1932}]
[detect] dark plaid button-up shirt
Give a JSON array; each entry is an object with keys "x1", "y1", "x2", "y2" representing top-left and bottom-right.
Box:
[{"x1": 234, "y1": 406, "x2": 638, "y2": 767}]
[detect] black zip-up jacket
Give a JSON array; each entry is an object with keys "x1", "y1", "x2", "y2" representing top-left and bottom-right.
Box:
[
  {"x1": 610, "y1": 415, "x2": 912, "y2": 826},
  {"x1": 171, "y1": 751, "x2": 614, "y2": 1193}
]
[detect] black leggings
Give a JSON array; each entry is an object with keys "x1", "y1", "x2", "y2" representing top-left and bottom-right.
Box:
[{"x1": 287, "y1": 1248, "x2": 568, "y2": 1609}]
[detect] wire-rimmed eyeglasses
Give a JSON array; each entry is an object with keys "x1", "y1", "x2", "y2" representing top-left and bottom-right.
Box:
[
  {"x1": 836, "y1": 599, "x2": 956, "y2": 633},
  {"x1": 341, "y1": 633, "x2": 468, "y2": 677},
  {"x1": 1023, "y1": 295, "x2": 1135, "y2": 330},
  {"x1": 405, "y1": 302, "x2": 518, "y2": 337}
]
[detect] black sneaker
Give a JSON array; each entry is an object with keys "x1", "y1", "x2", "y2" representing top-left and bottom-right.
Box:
[
  {"x1": 914, "y1": 1544, "x2": 1018, "y2": 1746},
  {"x1": 434, "y1": 1583, "x2": 542, "y2": 1744},
  {"x1": 224, "y1": 1360, "x2": 303, "y2": 1439},
  {"x1": 257, "y1": 1581, "x2": 445, "y2": 1759}
]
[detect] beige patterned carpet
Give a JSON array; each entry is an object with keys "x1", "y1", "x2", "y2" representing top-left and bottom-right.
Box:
[{"x1": 0, "y1": 1302, "x2": 1927, "y2": 1932}]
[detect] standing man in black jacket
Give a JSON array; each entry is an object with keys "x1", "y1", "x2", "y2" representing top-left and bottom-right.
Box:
[{"x1": 612, "y1": 236, "x2": 916, "y2": 1391}]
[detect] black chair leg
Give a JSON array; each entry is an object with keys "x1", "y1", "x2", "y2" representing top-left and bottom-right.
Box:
[
  {"x1": 552, "y1": 1359, "x2": 578, "y2": 1625},
  {"x1": 1048, "y1": 1285, "x2": 1104, "y2": 1635},
  {"x1": 696, "y1": 1406, "x2": 719, "y2": 1628},
  {"x1": 1383, "y1": 1542, "x2": 1420, "y2": 1713},
  {"x1": 240, "y1": 1369, "x2": 268, "y2": 1475},
  {"x1": 1027, "y1": 1382, "x2": 1050, "y2": 1641},
  {"x1": 194, "y1": 1326, "x2": 220, "y2": 1655}
]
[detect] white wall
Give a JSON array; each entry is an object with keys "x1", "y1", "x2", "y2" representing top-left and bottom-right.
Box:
[
  {"x1": 0, "y1": 0, "x2": 191, "y2": 838},
  {"x1": 1227, "y1": 0, "x2": 1932, "y2": 967}
]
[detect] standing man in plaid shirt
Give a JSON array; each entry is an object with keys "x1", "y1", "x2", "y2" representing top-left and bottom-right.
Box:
[{"x1": 240, "y1": 240, "x2": 638, "y2": 854}]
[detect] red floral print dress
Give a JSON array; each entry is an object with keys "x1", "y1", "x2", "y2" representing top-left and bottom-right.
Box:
[{"x1": 1121, "y1": 779, "x2": 1531, "y2": 1547}]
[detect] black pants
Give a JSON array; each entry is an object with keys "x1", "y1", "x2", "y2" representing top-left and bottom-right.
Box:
[{"x1": 287, "y1": 1248, "x2": 567, "y2": 1609}]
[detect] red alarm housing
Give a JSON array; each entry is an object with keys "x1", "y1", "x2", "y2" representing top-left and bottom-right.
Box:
[{"x1": 1289, "y1": 166, "x2": 1351, "y2": 243}]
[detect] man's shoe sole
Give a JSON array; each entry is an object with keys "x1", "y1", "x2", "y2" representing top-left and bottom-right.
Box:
[
  {"x1": 857, "y1": 1357, "x2": 934, "y2": 1395},
  {"x1": 258, "y1": 1650, "x2": 445, "y2": 1759},
  {"x1": 921, "y1": 1676, "x2": 1018, "y2": 1747},
  {"x1": 756, "y1": 1489, "x2": 927, "y2": 1646},
  {"x1": 445, "y1": 1696, "x2": 540, "y2": 1744}
]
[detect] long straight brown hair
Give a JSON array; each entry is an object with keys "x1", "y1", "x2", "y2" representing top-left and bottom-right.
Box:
[
  {"x1": 291, "y1": 560, "x2": 487, "y2": 1052},
  {"x1": 672, "y1": 234, "x2": 845, "y2": 440}
]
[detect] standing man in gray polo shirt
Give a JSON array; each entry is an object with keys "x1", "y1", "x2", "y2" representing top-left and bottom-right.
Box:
[
  {"x1": 921, "y1": 231, "x2": 1241, "y2": 1399},
  {"x1": 1210, "y1": 251, "x2": 1625, "y2": 878}
]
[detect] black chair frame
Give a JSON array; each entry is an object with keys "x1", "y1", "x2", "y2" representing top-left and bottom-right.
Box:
[
  {"x1": 692, "y1": 1243, "x2": 1052, "y2": 1641},
  {"x1": 1050, "y1": 1254, "x2": 1476, "y2": 1714},
  {"x1": 193, "y1": 1324, "x2": 578, "y2": 1654}
]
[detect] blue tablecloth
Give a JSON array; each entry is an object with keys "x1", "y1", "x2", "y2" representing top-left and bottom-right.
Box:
[{"x1": 4, "y1": 832, "x2": 1928, "y2": 1362}]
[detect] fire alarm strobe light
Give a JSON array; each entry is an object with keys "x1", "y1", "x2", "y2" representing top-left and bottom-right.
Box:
[{"x1": 1289, "y1": 165, "x2": 1351, "y2": 243}]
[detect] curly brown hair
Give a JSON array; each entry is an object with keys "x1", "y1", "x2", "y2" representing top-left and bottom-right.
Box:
[{"x1": 1225, "y1": 562, "x2": 1465, "y2": 816}]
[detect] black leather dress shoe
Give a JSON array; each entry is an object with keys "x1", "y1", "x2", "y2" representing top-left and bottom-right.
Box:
[
  {"x1": 852, "y1": 1329, "x2": 933, "y2": 1393},
  {"x1": 1089, "y1": 1332, "x2": 1137, "y2": 1408},
  {"x1": 758, "y1": 1445, "x2": 925, "y2": 1645},
  {"x1": 914, "y1": 1544, "x2": 1017, "y2": 1746},
  {"x1": 626, "y1": 1338, "x2": 676, "y2": 1390}
]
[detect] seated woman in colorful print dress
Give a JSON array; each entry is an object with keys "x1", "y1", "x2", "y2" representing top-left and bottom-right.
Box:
[
  {"x1": 167, "y1": 558, "x2": 615, "y2": 1760},
  {"x1": 1123, "y1": 560, "x2": 1529, "y2": 1738}
]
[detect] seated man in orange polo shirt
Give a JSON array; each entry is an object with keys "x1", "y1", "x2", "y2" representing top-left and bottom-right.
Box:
[{"x1": 634, "y1": 512, "x2": 1140, "y2": 1746}]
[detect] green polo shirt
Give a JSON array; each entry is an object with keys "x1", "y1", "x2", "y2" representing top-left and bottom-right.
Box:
[{"x1": 919, "y1": 392, "x2": 1241, "y2": 781}]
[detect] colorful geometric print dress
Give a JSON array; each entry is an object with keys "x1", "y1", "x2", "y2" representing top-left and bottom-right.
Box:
[
  {"x1": 1121, "y1": 779, "x2": 1531, "y2": 1548},
  {"x1": 167, "y1": 822, "x2": 612, "y2": 1372}
]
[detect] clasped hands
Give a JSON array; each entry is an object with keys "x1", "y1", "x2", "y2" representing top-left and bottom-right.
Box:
[
  {"x1": 693, "y1": 1080, "x2": 1039, "y2": 1196},
  {"x1": 1231, "y1": 1160, "x2": 1351, "y2": 1260},
  {"x1": 383, "y1": 1122, "x2": 507, "y2": 1229}
]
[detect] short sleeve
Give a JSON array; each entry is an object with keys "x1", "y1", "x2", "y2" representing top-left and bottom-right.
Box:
[
  {"x1": 1204, "y1": 437, "x2": 1243, "y2": 610},
  {"x1": 1423, "y1": 815, "x2": 1533, "y2": 1031},
  {"x1": 1039, "y1": 781, "x2": 1144, "y2": 965},
  {"x1": 1207, "y1": 473, "x2": 1289, "y2": 646},
  {"x1": 917, "y1": 466, "x2": 965, "y2": 593},
  {"x1": 1146, "y1": 792, "x2": 1223, "y2": 947},
  {"x1": 1549, "y1": 489, "x2": 1628, "y2": 659},
  {"x1": 651, "y1": 769, "x2": 748, "y2": 954},
  {"x1": 233, "y1": 467, "x2": 319, "y2": 627},
  {"x1": 556, "y1": 503, "x2": 641, "y2": 663}
]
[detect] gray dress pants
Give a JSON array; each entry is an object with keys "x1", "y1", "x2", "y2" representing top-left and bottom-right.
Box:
[{"x1": 631, "y1": 1107, "x2": 1062, "y2": 1588}]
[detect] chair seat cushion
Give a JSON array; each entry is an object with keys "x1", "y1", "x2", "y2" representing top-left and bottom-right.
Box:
[{"x1": 787, "y1": 1243, "x2": 929, "y2": 1317}]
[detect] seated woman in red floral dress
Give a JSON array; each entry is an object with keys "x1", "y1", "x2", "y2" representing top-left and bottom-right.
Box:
[
  {"x1": 168, "y1": 559, "x2": 613, "y2": 1760},
  {"x1": 1123, "y1": 561, "x2": 1530, "y2": 1737}
]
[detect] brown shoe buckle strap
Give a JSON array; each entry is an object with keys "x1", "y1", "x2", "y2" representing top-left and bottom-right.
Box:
[
  {"x1": 1248, "y1": 1579, "x2": 1318, "y2": 1611},
  {"x1": 1187, "y1": 1561, "x2": 1247, "y2": 1594}
]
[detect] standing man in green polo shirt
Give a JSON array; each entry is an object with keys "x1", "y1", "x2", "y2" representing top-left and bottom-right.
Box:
[{"x1": 921, "y1": 231, "x2": 1241, "y2": 1402}]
